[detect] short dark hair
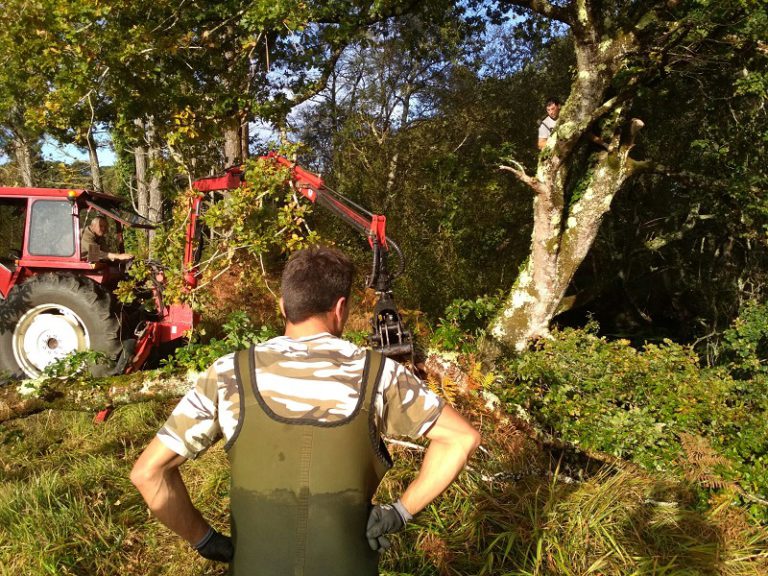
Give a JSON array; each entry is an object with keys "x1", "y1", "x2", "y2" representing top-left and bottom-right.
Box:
[
  {"x1": 281, "y1": 245, "x2": 355, "y2": 323},
  {"x1": 90, "y1": 216, "x2": 108, "y2": 229},
  {"x1": 546, "y1": 97, "x2": 561, "y2": 107}
]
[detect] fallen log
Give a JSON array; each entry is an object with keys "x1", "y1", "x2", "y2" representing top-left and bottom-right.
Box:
[
  {"x1": 0, "y1": 351, "x2": 472, "y2": 424},
  {"x1": 0, "y1": 371, "x2": 197, "y2": 424},
  {"x1": 0, "y1": 351, "x2": 489, "y2": 424}
]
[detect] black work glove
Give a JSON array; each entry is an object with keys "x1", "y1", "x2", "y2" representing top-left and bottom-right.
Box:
[
  {"x1": 366, "y1": 500, "x2": 413, "y2": 551},
  {"x1": 193, "y1": 527, "x2": 234, "y2": 562}
]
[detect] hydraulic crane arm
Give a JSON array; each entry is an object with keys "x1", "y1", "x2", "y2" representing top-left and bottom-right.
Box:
[{"x1": 190, "y1": 155, "x2": 413, "y2": 360}]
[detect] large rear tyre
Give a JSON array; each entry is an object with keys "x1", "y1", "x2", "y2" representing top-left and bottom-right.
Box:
[{"x1": 0, "y1": 274, "x2": 122, "y2": 381}]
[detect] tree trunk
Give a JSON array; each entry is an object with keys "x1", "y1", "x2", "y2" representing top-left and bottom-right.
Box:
[
  {"x1": 133, "y1": 117, "x2": 163, "y2": 250},
  {"x1": 133, "y1": 117, "x2": 150, "y2": 252},
  {"x1": 385, "y1": 85, "x2": 411, "y2": 206},
  {"x1": 145, "y1": 117, "x2": 162, "y2": 249},
  {"x1": 134, "y1": 118, "x2": 149, "y2": 219},
  {"x1": 491, "y1": 144, "x2": 640, "y2": 351},
  {"x1": 86, "y1": 130, "x2": 102, "y2": 192},
  {"x1": 488, "y1": 2, "x2": 649, "y2": 353},
  {"x1": 223, "y1": 115, "x2": 241, "y2": 167},
  {"x1": 240, "y1": 120, "x2": 249, "y2": 162},
  {"x1": 11, "y1": 134, "x2": 34, "y2": 187}
]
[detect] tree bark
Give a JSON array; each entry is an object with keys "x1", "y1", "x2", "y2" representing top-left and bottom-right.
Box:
[
  {"x1": 146, "y1": 117, "x2": 162, "y2": 248},
  {"x1": 223, "y1": 115, "x2": 241, "y2": 167},
  {"x1": 240, "y1": 120, "x2": 250, "y2": 162},
  {"x1": 86, "y1": 129, "x2": 102, "y2": 192},
  {"x1": 0, "y1": 372, "x2": 196, "y2": 424},
  {"x1": 11, "y1": 134, "x2": 34, "y2": 187},
  {"x1": 133, "y1": 117, "x2": 163, "y2": 250},
  {"x1": 134, "y1": 118, "x2": 149, "y2": 219}
]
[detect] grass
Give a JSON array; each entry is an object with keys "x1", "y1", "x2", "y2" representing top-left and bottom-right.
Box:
[
  {"x1": 0, "y1": 391, "x2": 766, "y2": 575},
  {"x1": 0, "y1": 401, "x2": 230, "y2": 576}
]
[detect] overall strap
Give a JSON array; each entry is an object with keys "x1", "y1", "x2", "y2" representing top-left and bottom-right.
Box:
[
  {"x1": 362, "y1": 349, "x2": 384, "y2": 410},
  {"x1": 223, "y1": 347, "x2": 254, "y2": 452},
  {"x1": 363, "y1": 350, "x2": 393, "y2": 469},
  {"x1": 234, "y1": 347, "x2": 254, "y2": 396}
]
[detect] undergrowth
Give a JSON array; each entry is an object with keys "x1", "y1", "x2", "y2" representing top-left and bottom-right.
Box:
[
  {"x1": 2, "y1": 301, "x2": 768, "y2": 574},
  {"x1": 497, "y1": 323, "x2": 768, "y2": 524},
  {"x1": 1, "y1": 385, "x2": 767, "y2": 575},
  {"x1": 161, "y1": 311, "x2": 279, "y2": 373},
  {"x1": 0, "y1": 401, "x2": 231, "y2": 576}
]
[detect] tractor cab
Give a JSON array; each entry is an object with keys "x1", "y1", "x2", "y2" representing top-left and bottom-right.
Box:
[
  {"x1": 0, "y1": 187, "x2": 153, "y2": 299},
  {"x1": 0, "y1": 187, "x2": 155, "y2": 381}
]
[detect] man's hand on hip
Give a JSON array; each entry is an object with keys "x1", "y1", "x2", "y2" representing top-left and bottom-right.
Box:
[
  {"x1": 366, "y1": 500, "x2": 412, "y2": 551},
  {"x1": 194, "y1": 527, "x2": 234, "y2": 562}
]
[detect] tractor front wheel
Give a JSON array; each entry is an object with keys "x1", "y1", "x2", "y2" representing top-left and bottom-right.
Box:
[{"x1": 0, "y1": 274, "x2": 123, "y2": 381}]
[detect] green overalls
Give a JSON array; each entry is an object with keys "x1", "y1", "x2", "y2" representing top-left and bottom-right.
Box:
[{"x1": 228, "y1": 347, "x2": 393, "y2": 576}]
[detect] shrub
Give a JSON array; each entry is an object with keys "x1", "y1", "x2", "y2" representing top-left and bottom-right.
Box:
[
  {"x1": 499, "y1": 325, "x2": 768, "y2": 523},
  {"x1": 430, "y1": 293, "x2": 503, "y2": 352},
  {"x1": 721, "y1": 300, "x2": 768, "y2": 378},
  {"x1": 162, "y1": 311, "x2": 279, "y2": 372}
]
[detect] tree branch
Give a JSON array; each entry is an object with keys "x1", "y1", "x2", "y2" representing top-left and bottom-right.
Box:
[
  {"x1": 497, "y1": 0, "x2": 573, "y2": 26},
  {"x1": 499, "y1": 161, "x2": 542, "y2": 192},
  {"x1": 630, "y1": 160, "x2": 734, "y2": 190},
  {"x1": 289, "y1": 46, "x2": 346, "y2": 108}
]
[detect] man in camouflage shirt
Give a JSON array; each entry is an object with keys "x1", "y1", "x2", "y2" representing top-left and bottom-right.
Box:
[{"x1": 131, "y1": 245, "x2": 480, "y2": 575}]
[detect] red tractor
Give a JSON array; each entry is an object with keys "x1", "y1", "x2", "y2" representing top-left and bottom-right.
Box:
[{"x1": 0, "y1": 155, "x2": 411, "y2": 382}]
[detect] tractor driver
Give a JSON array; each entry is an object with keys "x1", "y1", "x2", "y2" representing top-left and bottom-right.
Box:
[
  {"x1": 81, "y1": 216, "x2": 133, "y2": 262},
  {"x1": 131, "y1": 245, "x2": 481, "y2": 575}
]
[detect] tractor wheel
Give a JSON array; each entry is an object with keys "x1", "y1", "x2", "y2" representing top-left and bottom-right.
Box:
[{"x1": 0, "y1": 274, "x2": 123, "y2": 381}]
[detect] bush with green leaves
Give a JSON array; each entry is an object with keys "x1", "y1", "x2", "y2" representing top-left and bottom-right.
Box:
[
  {"x1": 430, "y1": 293, "x2": 503, "y2": 352},
  {"x1": 721, "y1": 300, "x2": 768, "y2": 378},
  {"x1": 115, "y1": 149, "x2": 318, "y2": 310},
  {"x1": 499, "y1": 324, "x2": 768, "y2": 522},
  {"x1": 42, "y1": 350, "x2": 111, "y2": 380},
  {"x1": 162, "y1": 311, "x2": 279, "y2": 373}
]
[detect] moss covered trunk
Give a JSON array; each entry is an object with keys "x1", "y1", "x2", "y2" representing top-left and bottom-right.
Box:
[{"x1": 489, "y1": 0, "x2": 648, "y2": 352}]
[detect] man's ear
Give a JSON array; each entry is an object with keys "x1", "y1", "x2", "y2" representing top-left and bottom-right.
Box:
[
  {"x1": 334, "y1": 296, "x2": 347, "y2": 319},
  {"x1": 279, "y1": 297, "x2": 286, "y2": 319},
  {"x1": 332, "y1": 296, "x2": 348, "y2": 333}
]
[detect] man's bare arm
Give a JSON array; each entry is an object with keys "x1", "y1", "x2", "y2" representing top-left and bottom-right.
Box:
[
  {"x1": 130, "y1": 437, "x2": 209, "y2": 545},
  {"x1": 399, "y1": 405, "x2": 481, "y2": 515}
]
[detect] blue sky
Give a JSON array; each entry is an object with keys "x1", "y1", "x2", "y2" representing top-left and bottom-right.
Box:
[{"x1": 41, "y1": 135, "x2": 117, "y2": 166}]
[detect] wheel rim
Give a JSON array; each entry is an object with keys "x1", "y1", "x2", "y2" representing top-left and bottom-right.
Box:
[{"x1": 12, "y1": 304, "x2": 90, "y2": 378}]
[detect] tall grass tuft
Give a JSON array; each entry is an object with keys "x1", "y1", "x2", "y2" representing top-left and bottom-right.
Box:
[{"x1": 0, "y1": 401, "x2": 229, "y2": 576}]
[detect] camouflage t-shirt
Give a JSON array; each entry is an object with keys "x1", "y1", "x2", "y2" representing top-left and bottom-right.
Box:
[{"x1": 158, "y1": 333, "x2": 445, "y2": 459}]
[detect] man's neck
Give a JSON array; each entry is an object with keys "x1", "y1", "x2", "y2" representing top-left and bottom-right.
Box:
[{"x1": 284, "y1": 315, "x2": 337, "y2": 340}]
